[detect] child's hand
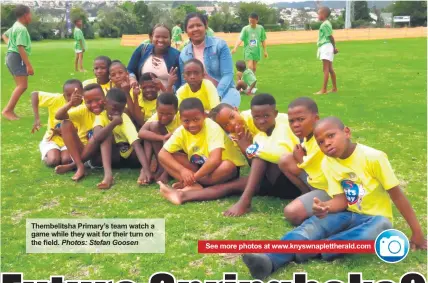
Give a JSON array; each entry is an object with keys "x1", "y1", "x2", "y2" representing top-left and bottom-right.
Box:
[
  {"x1": 31, "y1": 118, "x2": 42, "y2": 133},
  {"x1": 132, "y1": 85, "x2": 141, "y2": 97},
  {"x1": 334, "y1": 48, "x2": 339, "y2": 54},
  {"x1": 47, "y1": 127, "x2": 62, "y2": 141},
  {"x1": 167, "y1": 67, "x2": 178, "y2": 89},
  {"x1": 312, "y1": 197, "x2": 330, "y2": 218},
  {"x1": 26, "y1": 64, "x2": 34, "y2": 76},
  {"x1": 129, "y1": 76, "x2": 138, "y2": 89},
  {"x1": 231, "y1": 47, "x2": 237, "y2": 54},
  {"x1": 150, "y1": 73, "x2": 166, "y2": 92},
  {"x1": 70, "y1": 88, "x2": 83, "y2": 106},
  {"x1": 120, "y1": 77, "x2": 131, "y2": 93},
  {"x1": 110, "y1": 115, "x2": 123, "y2": 126},
  {"x1": 264, "y1": 51, "x2": 268, "y2": 58},
  {"x1": 234, "y1": 127, "x2": 252, "y2": 150},
  {"x1": 410, "y1": 233, "x2": 427, "y2": 250},
  {"x1": 293, "y1": 144, "x2": 306, "y2": 164},
  {"x1": 180, "y1": 168, "x2": 195, "y2": 186}
]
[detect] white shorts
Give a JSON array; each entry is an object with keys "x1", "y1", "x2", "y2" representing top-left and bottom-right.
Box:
[
  {"x1": 39, "y1": 140, "x2": 67, "y2": 160},
  {"x1": 317, "y1": 43, "x2": 334, "y2": 62},
  {"x1": 246, "y1": 87, "x2": 257, "y2": 94},
  {"x1": 75, "y1": 50, "x2": 83, "y2": 54}
]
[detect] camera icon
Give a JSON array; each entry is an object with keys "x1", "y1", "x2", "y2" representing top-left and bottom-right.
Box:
[
  {"x1": 375, "y1": 229, "x2": 409, "y2": 263},
  {"x1": 379, "y1": 236, "x2": 404, "y2": 257}
]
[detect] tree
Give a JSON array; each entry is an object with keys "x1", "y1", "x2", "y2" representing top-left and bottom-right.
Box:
[
  {"x1": 98, "y1": 7, "x2": 137, "y2": 38},
  {"x1": 237, "y1": 2, "x2": 278, "y2": 26},
  {"x1": 390, "y1": 1, "x2": 427, "y2": 27},
  {"x1": 133, "y1": 1, "x2": 152, "y2": 34},
  {"x1": 1, "y1": 4, "x2": 18, "y2": 32},
  {"x1": 177, "y1": 4, "x2": 198, "y2": 15},
  {"x1": 353, "y1": 1, "x2": 371, "y2": 21}
]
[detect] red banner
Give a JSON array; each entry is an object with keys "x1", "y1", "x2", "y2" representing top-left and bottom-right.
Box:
[{"x1": 198, "y1": 240, "x2": 375, "y2": 254}]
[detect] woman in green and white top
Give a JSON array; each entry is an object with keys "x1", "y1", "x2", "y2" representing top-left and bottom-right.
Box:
[{"x1": 73, "y1": 18, "x2": 87, "y2": 73}]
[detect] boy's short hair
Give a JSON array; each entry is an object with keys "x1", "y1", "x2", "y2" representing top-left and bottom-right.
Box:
[
  {"x1": 73, "y1": 18, "x2": 82, "y2": 24},
  {"x1": 83, "y1": 83, "x2": 104, "y2": 95},
  {"x1": 251, "y1": 93, "x2": 276, "y2": 107},
  {"x1": 208, "y1": 103, "x2": 233, "y2": 120},
  {"x1": 235, "y1": 60, "x2": 246, "y2": 72},
  {"x1": 288, "y1": 97, "x2": 318, "y2": 114},
  {"x1": 179, "y1": 98, "x2": 204, "y2": 114},
  {"x1": 95, "y1": 56, "x2": 112, "y2": 69},
  {"x1": 140, "y1": 72, "x2": 157, "y2": 83},
  {"x1": 15, "y1": 5, "x2": 30, "y2": 18},
  {"x1": 63, "y1": 79, "x2": 83, "y2": 90},
  {"x1": 106, "y1": 88, "x2": 127, "y2": 104},
  {"x1": 109, "y1": 60, "x2": 126, "y2": 71},
  {"x1": 176, "y1": 21, "x2": 182, "y2": 25},
  {"x1": 315, "y1": 116, "x2": 344, "y2": 131},
  {"x1": 319, "y1": 6, "x2": 331, "y2": 17},
  {"x1": 157, "y1": 93, "x2": 178, "y2": 110},
  {"x1": 249, "y1": 12, "x2": 259, "y2": 20},
  {"x1": 184, "y1": 58, "x2": 204, "y2": 72}
]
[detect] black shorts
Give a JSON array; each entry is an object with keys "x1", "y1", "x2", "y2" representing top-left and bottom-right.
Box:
[{"x1": 258, "y1": 173, "x2": 302, "y2": 199}]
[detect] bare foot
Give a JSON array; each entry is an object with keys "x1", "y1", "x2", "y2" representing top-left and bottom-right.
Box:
[
  {"x1": 2, "y1": 110, "x2": 20, "y2": 120},
  {"x1": 180, "y1": 183, "x2": 203, "y2": 192},
  {"x1": 55, "y1": 163, "x2": 76, "y2": 174},
  {"x1": 156, "y1": 171, "x2": 169, "y2": 184},
  {"x1": 223, "y1": 200, "x2": 251, "y2": 217},
  {"x1": 150, "y1": 158, "x2": 158, "y2": 173},
  {"x1": 328, "y1": 88, "x2": 338, "y2": 93},
  {"x1": 158, "y1": 181, "x2": 183, "y2": 205},
  {"x1": 172, "y1": 182, "x2": 184, "y2": 190},
  {"x1": 137, "y1": 170, "x2": 150, "y2": 186},
  {"x1": 97, "y1": 175, "x2": 114, "y2": 190},
  {"x1": 313, "y1": 90, "x2": 328, "y2": 95},
  {"x1": 71, "y1": 166, "x2": 86, "y2": 181}
]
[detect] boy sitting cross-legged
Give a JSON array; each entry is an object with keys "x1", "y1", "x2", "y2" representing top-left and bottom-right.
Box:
[
  {"x1": 279, "y1": 97, "x2": 331, "y2": 225},
  {"x1": 93, "y1": 88, "x2": 152, "y2": 189},
  {"x1": 138, "y1": 93, "x2": 181, "y2": 184},
  {"x1": 242, "y1": 117, "x2": 427, "y2": 280},
  {"x1": 54, "y1": 83, "x2": 105, "y2": 181},
  {"x1": 157, "y1": 97, "x2": 247, "y2": 203},
  {"x1": 31, "y1": 79, "x2": 83, "y2": 167}
]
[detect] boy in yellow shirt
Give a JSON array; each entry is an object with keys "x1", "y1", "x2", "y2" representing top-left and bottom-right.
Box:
[
  {"x1": 93, "y1": 88, "x2": 152, "y2": 189},
  {"x1": 279, "y1": 97, "x2": 331, "y2": 225},
  {"x1": 82, "y1": 56, "x2": 112, "y2": 94},
  {"x1": 157, "y1": 98, "x2": 247, "y2": 204},
  {"x1": 54, "y1": 84, "x2": 106, "y2": 181},
  {"x1": 139, "y1": 93, "x2": 181, "y2": 184},
  {"x1": 242, "y1": 117, "x2": 426, "y2": 280},
  {"x1": 176, "y1": 59, "x2": 220, "y2": 112},
  {"x1": 31, "y1": 79, "x2": 83, "y2": 167}
]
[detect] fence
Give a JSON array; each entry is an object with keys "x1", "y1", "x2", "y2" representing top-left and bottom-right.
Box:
[{"x1": 121, "y1": 27, "x2": 426, "y2": 47}]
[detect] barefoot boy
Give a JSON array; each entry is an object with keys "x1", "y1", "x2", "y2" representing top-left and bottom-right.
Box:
[
  {"x1": 54, "y1": 84, "x2": 105, "y2": 181},
  {"x1": 158, "y1": 97, "x2": 247, "y2": 203},
  {"x1": 314, "y1": 7, "x2": 338, "y2": 95},
  {"x1": 2, "y1": 4, "x2": 33, "y2": 121},
  {"x1": 242, "y1": 117, "x2": 426, "y2": 280},
  {"x1": 236, "y1": 61, "x2": 257, "y2": 95},
  {"x1": 139, "y1": 93, "x2": 181, "y2": 183},
  {"x1": 93, "y1": 88, "x2": 152, "y2": 189},
  {"x1": 73, "y1": 18, "x2": 86, "y2": 73},
  {"x1": 171, "y1": 22, "x2": 183, "y2": 49},
  {"x1": 31, "y1": 79, "x2": 83, "y2": 167},
  {"x1": 232, "y1": 12, "x2": 267, "y2": 74},
  {"x1": 279, "y1": 97, "x2": 330, "y2": 225}
]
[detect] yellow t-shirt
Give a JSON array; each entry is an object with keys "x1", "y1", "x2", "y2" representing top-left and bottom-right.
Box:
[
  {"x1": 322, "y1": 143, "x2": 400, "y2": 222},
  {"x1": 67, "y1": 104, "x2": 96, "y2": 145},
  {"x1": 94, "y1": 111, "x2": 139, "y2": 158},
  {"x1": 297, "y1": 136, "x2": 328, "y2": 190},
  {"x1": 82, "y1": 78, "x2": 113, "y2": 95},
  {"x1": 131, "y1": 90, "x2": 157, "y2": 121},
  {"x1": 247, "y1": 113, "x2": 299, "y2": 164},
  {"x1": 38, "y1": 92, "x2": 66, "y2": 147},
  {"x1": 147, "y1": 112, "x2": 181, "y2": 133},
  {"x1": 176, "y1": 79, "x2": 220, "y2": 111},
  {"x1": 163, "y1": 118, "x2": 246, "y2": 167}
]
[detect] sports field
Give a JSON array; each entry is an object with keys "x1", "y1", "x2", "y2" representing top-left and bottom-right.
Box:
[{"x1": 1, "y1": 37, "x2": 426, "y2": 281}]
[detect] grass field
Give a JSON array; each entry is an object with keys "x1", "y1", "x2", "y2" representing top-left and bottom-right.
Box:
[{"x1": 1, "y1": 37, "x2": 427, "y2": 281}]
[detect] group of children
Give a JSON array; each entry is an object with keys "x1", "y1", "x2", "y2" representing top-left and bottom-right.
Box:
[{"x1": 4, "y1": 5, "x2": 425, "y2": 278}]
